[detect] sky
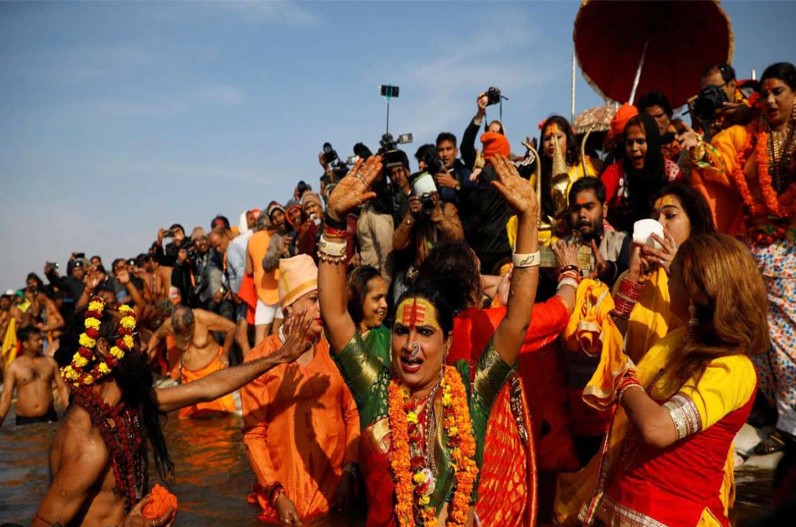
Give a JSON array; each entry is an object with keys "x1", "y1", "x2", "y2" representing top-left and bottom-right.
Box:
[{"x1": 1, "y1": 0, "x2": 794, "y2": 288}]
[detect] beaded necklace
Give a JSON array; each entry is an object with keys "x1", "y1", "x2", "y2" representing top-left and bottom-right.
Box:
[{"x1": 73, "y1": 388, "x2": 147, "y2": 513}]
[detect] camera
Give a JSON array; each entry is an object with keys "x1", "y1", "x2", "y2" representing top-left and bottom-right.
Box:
[
  {"x1": 379, "y1": 132, "x2": 413, "y2": 171},
  {"x1": 46, "y1": 261, "x2": 59, "y2": 270},
  {"x1": 321, "y1": 142, "x2": 339, "y2": 165},
  {"x1": 693, "y1": 84, "x2": 729, "y2": 123},
  {"x1": 163, "y1": 228, "x2": 175, "y2": 237},
  {"x1": 419, "y1": 193, "x2": 435, "y2": 217},
  {"x1": 486, "y1": 87, "x2": 504, "y2": 106}
]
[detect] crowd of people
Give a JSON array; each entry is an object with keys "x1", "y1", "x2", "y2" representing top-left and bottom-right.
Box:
[{"x1": 1, "y1": 59, "x2": 795, "y2": 527}]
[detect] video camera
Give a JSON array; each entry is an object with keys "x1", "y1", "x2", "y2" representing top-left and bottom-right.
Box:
[
  {"x1": 692, "y1": 84, "x2": 729, "y2": 123},
  {"x1": 379, "y1": 132, "x2": 413, "y2": 171}
]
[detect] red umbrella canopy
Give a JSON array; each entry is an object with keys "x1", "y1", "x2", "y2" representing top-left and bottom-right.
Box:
[{"x1": 574, "y1": 0, "x2": 733, "y2": 108}]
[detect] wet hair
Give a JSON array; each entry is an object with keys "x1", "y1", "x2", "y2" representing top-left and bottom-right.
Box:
[
  {"x1": 669, "y1": 233, "x2": 769, "y2": 389},
  {"x1": 435, "y1": 132, "x2": 457, "y2": 148},
  {"x1": 415, "y1": 240, "x2": 482, "y2": 314},
  {"x1": 56, "y1": 307, "x2": 174, "y2": 482},
  {"x1": 637, "y1": 89, "x2": 673, "y2": 118},
  {"x1": 17, "y1": 325, "x2": 42, "y2": 343},
  {"x1": 347, "y1": 265, "x2": 383, "y2": 326},
  {"x1": 568, "y1": 176, "x2": 606, "y2": 204},
  {"x1": 761, "y1": 62, "x2": 796, "y2": 91},
  {"x1": 652, "y1": 184, "x2": 716, "y2": 236},
  {"x1": 171, "y1": 305, "x2": 195, "y2": 335},
  {"x1": 393, "y1": 284, "x2": 454, "y2": 337}
]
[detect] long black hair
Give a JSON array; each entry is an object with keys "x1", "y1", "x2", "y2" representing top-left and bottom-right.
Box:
[
  {"x1": 56, "y1": 308, "x2": 174, "y2": 483},
  {"x1": 539, "y1": 115, "x2": 580, "y2": 217},
  {"x1": 622, "y1": 113, "x2": 667, "y2": 227}
]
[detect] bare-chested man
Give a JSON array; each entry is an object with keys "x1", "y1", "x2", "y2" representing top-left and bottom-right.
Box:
[
  {"x1": 0, "y1": 326, "x2": 69, "y2": 426},
  {"x1": 148, "y1": 306, "x2": 236, "y2": 417},
  {"x1": 32, "y1": 299, "x2": 311, "y2": 527}
]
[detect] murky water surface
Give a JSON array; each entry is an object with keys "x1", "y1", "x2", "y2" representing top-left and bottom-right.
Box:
[
  {"x1": 0, "y1": 409, "x2": 363, "y2": 526},
  {"x1": 0, "y1": 408, "x2": 774, "y2": 526}
]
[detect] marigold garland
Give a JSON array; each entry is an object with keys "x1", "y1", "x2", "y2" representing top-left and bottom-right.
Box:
[
  {"x1": 386, "y1": 365, "x2": 478, "y2": 527},
  {"x1": 60, "y1": 298, "x2": 137, "y2": 388},
  {"x1": 729, "y1": 117, "x2": 796, "y2": 222}
]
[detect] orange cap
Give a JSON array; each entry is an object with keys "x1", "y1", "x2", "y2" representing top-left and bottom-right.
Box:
[{"x1": 480, "y1": 131, "x2": 511, "y2": 161}]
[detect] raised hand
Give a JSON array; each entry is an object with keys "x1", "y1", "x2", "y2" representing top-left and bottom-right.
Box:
[
  {"x1": 85, "y1": 270, "x2": 102, "y2": 292},
  {"x1": 277, "y1": 310, "x2": 313, "y2": 364},
  {"x1": 326, "y1": 155, "x2": 383, "y2": 221},
  {"x1": 117, "y1": 269, "x2": 131, "y2": 285},
  {"x1": 490, "y1": 154, "x2": 539, "y2": 219}
]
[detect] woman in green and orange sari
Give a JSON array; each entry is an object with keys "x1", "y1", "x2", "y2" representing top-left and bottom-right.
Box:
[{"x1": 319, "y1": 154, "x2": 540, "y2": 527}]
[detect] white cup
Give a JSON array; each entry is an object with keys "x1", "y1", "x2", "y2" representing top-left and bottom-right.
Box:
[{"x1": 633, "y1": 219, "x2": 664, "y2": 249}]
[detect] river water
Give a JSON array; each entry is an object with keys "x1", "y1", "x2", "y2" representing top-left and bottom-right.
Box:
[
  {"x1": 0, "y1": 408, "x2": 774, "y2": 526},
  {"x1": 0, "y1": 409, "x2": 364, "y2": 526}
]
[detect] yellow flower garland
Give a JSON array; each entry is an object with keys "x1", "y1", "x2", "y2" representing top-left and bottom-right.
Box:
[{"x1": 59, "y1": 297, "x2": 137, "y2": 388}]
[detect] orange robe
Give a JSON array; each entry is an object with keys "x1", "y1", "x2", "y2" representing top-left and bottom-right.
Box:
[
  {"x1": 177, "y1": 347, "x2": 237, "y2": 419},
  {"x1": 247, "y1": 230, "x2": 280, "y2": 306},
  {"x1": 241, "y1": 335, "x2": 360, "y2": 523}
]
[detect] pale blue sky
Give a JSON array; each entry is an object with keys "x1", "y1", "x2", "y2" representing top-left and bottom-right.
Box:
[{"x1": 1, "y1": 0, "x2": 793, "y2": 288}]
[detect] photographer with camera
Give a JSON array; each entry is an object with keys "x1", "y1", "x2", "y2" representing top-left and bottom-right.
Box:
[
  {"x1": 154, "y1": 223, "x2": 186, "y2": 267},
  {"x1": 357, "y1": 149, "x2": 404, "y2": 287},
  {"x1": 392, "y1": 170, "x2": 464, "y2": 282},
  {"x1": 43, "y1": 254, "x2": 87, "y2": 321},
  {"x1": 689, "y1": 63, "x2": 756, "y2": 139}
]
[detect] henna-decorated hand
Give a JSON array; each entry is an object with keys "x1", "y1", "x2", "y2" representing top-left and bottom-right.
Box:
[
  {"x1": 490, "y1": 154, "x2": 538, "y2": 219},
  {"x1": 326, "y1": 156, "x2": 383, "y2": 220}
]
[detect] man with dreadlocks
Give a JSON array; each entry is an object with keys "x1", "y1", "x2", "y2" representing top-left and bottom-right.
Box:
[{"x1": 32, "y1": 296, "x2": 313, "y2": 527}]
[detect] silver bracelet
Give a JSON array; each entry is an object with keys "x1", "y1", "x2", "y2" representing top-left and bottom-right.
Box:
[{"x1": 512, "y1": 251, "x2": 541, "y2": 268}]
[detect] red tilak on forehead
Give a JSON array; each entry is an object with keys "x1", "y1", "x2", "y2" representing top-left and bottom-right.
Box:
[{"x1": 401, "y1": 297, "x2": 427, "y2": 329}]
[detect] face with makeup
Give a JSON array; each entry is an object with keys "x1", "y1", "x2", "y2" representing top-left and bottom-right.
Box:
[
  {"x1": 391, "y1": 296, "x2": 448, "y2": 393},
  {"x1": 542, "y1": 123, "x2": 567, "y2": 159},
  {"x1": 652, "y1": 194, "x2": 691, "y2": 246}
]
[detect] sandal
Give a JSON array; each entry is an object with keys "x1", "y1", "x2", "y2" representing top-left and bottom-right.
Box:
[{"x1": 753, "y1": 428, "x2": 796, "y2": 455}]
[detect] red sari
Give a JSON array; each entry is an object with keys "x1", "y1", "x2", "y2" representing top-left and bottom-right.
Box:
[{"x1": 447, "y1": 297, "x2": 572, "y2": 527}]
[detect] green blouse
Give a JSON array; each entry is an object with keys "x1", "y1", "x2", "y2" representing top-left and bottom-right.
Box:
[{"x1": 333, "y1": 332, "x2": 513, "y2": 510}]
